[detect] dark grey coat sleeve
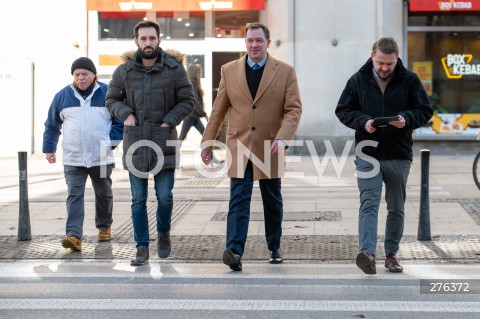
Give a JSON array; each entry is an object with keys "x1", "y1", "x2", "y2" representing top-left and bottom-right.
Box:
[{"x1": 106, "y1": 66, "x2": 133, "y2": 121}]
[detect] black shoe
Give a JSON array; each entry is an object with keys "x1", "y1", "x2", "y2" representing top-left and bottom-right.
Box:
[
  {"x1": 269, "y1": 248, "x2": 283, "y2": 264},
  {"x1": 131, "y1": 245, "x2": 149, "y2": 266},
  {"x1": 222, "y1": 249, "x2": 242, "y2": 271},
  {"x1": 158, "y1": 232, "x2": 171, "y2": 259},
  {"x1": 356, "y1": 252, "x2": 376, "y2": 275},
  {"x1": 385, "y1": 254, "x2": 403, "y2": 272}
]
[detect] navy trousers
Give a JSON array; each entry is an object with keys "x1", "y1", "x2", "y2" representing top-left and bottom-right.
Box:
[{"x1": 226, "y1": 160, "x2": 283, "y2": 256}]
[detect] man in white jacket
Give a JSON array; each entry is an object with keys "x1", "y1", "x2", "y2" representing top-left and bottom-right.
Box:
[{"x1": 43, "y1": 57, "x2": 123, "y2": 251}]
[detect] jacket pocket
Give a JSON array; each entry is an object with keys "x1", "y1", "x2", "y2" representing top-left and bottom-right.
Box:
[
  {"x1": 152, "y1": 125, "x2": 178, "y2": 155},
  {"x1": 123, "y1": 126, "x2": 143, "y2": 155},
  {"x1": 123, "y1": 126, "x2": 143, "y2": 151}
]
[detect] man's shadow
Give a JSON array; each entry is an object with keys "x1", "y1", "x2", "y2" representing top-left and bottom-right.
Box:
[{"x1": 94, "y1": 240, "x2": 114, "y2": 259}]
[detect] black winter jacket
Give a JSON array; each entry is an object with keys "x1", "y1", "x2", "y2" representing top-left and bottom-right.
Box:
[
  {"x1": 335, "y1": 58, "x2": 433, "y2": 161},
  {"x1": 106, "y1": 49, "x2": 195, "y2": 173}
]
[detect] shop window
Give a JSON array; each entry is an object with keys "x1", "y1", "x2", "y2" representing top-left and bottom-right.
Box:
[
  {"x1": 214, "y1": 11, "x2": 259, "y2": 38},
  {"x1": 408, "y1": 31, "x2": 480, "y2": 135},
  {"x1": 98, "y1": 11, "x2": 205, "y2": 40},
  {"x1": 409, "y1": 12, "x2": 480, "y2": 26},
  {"x1": 408, "y1": 31, "x2": 480, "y2": 114},
  {"x1": 99, "y1": 12, "x2": 144, "y2": 40},
  {"x1": 157, "y1": 12, "x2": 205, "y2": 40},
  {"x1": 408, "y1": 8, "x2": 480, "y2": 136}
]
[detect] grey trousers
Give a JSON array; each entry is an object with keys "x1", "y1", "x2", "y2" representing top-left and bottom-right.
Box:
[
  {"x1": 355, "y1": 158, "x2": 411, "y2": 256},
  {"x1": 64, "y1": 164, "x2": 113, "y2": 238}
]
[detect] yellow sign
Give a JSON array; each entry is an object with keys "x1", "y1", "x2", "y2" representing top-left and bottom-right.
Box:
[
  {"x1": 441, "y1": 54, "x2": 480, "y2": 79},
  {"x1": 430, "y1": 113, "x2": 480, "y2": 134},
  {"x1": 413, "y1": 61, "x2": 433, "y2": 96}
]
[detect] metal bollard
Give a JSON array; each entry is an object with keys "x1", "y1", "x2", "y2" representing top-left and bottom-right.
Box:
[
  {"x1": 417, "y1": 149, "x2": 431, "y2": 241},
  {"x1": 18, "y1": 151, "x2": 32, "y2": 241}
]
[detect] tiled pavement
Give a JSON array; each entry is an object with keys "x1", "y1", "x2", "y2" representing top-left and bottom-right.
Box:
[{"x1": 0, "y1": 149, "x2": 479, "y2": 262}]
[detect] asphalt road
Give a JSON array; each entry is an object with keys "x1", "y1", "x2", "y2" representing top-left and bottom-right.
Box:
[{"x1": 0, "y1": 260, "x2": 479, "y2": 319}]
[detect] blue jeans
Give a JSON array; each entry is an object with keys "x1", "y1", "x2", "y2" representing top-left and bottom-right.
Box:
[
  {"x1": 64, "y1": 164, "x2": 113, "y2": 238},
  {"x1": 129, "y1": 169, "x2": 174, "y2": 248},
  {"x1": 227, "y1": 161, "x2": 283, "y2": 256},
  {"x1": 355, "y1": 158, "x2": 411, "y2": 256}
]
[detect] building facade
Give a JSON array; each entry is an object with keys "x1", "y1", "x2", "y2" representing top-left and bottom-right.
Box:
[{"x1": 0, "y1": 0, "x2": 477, "y2": 156}]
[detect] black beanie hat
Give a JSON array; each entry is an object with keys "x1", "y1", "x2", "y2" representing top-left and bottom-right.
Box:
[{"x1": 71, "y1": 57, "x2": 97, "y2": 75}]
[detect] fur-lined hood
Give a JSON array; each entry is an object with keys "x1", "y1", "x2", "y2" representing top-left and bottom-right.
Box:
[{"x1": 120, "y1": 49, "x2": 185, "y2": 65}]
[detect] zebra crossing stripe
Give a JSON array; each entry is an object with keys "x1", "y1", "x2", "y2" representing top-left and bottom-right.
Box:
[{"x1": 0, "y1": 299, "x2": 479, "y2": 312}]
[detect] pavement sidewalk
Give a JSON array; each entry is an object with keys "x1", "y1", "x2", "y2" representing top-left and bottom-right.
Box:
[{"x1": 0, "y1": 148, "x2": 479, "y2": 262}]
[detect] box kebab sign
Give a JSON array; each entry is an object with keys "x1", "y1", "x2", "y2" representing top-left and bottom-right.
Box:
[{"x1": 410, "y1": 0, "x2": 480, "y2": 11}]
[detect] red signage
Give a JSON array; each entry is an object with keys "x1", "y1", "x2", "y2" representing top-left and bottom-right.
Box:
[
  {"x1": 410, "y1": 0, "x2": 480, "y2": 11},
  {"x1": 87, "y1": 0, "x2": 265, "y2": 12}
]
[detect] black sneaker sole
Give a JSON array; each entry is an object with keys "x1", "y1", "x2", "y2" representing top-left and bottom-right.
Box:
[
  {"x1": 269, "y1": 258, "x2": 284, "y2": 264},
  {"x1": 356, "y1": 253, "x2": 376, "y2": 275}
]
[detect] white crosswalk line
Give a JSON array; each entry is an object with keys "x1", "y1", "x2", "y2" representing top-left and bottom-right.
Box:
[
  {"x1": 1, "y1": 262, "x2": 480, "y2": 317},
  {"x1": 0, "y1": 299, "x2": 479, "y2": 312}
]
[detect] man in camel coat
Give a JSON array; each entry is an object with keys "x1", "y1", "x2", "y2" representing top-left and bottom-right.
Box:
[{"x1": 201, "y1": 22, "x2": 302, "y2": 271}]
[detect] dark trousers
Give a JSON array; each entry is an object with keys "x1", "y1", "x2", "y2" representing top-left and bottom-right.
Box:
[
  {"x1": 227, "y1": 160, "x2": 283, "y2": 256},
  {"x1": 64, "y1": 164, "x2": 113, "y2": 238},
  {"x1": 179, "y1": 116, "x2": 205, "y2": 140},
  {"x1": 355, "y1": 158, "x2": 411, "y2": 256}
]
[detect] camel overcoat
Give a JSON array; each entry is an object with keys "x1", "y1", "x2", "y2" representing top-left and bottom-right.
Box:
[{"x1": 201, "y1": 54, "x2": 302, "y2": 180}]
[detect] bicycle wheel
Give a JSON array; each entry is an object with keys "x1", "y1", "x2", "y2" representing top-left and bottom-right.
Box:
[{"x1": 473, "y1": 151, "x2": 480, "y2": 190}]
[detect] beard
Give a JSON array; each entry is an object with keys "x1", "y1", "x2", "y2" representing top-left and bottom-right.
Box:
[{"x1": 138, "y1": 46, "x2": 160, "y2": 60}]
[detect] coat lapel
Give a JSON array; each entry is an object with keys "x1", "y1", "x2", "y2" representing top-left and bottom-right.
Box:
[
  {"x1": 254, "y1": 54, "x2": 279, "y2": 103},
  {"x1": 233, "y1": 55, "x2": 253, "y2": 103}
]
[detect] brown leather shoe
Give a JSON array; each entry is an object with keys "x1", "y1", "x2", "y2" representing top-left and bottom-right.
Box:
[
  {"x1": 98, "y1": 228, "x2": 111, "y2": 241},
  {"x1": 385, "y1": 254, "x2": 403, "y2": 272},
  {"x1": 356, "y1": 252, "x2": 376, "y2": 275},
  {"x1": 61, "y1": 236, "x2": 82, "y2": 252}
]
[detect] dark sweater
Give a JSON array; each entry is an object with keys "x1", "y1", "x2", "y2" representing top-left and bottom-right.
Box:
[{"x1": 245, "y1": 62, "x2": 264, "y2": 99}]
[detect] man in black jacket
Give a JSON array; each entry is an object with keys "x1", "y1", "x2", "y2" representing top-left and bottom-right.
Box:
[
  {"x1": 106, "y1": 20, "x2": 194, "y2": 266},
  {"x1": 335, "y1": 37, "x2": 432, "y2": 275}
]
